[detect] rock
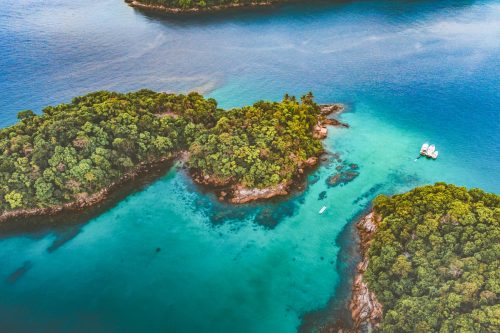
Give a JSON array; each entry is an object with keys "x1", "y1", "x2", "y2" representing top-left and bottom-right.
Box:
[
  {"x1": 327, "y1": 170, "x2": 359, "y2": 187},
  {"x1": 323, "y1": 118, "x2": 349, "y2": 128},
  {"x1": 313, "y1": 124, "x2": 328, "y2": 139},
  {"x1": 230, "y1": 182, "x2": 290, "y2": 204},
  {"x1": 349, "y1": 212, "x2": 383, "y2": 332},
  {"x1": 319, "y1": 103, "x2": 345, "y2": 116},
  {"x1": 304, "y1": 156, "x2": 318, "y2": 167}
]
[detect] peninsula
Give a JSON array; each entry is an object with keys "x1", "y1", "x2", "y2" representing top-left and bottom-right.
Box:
[
  {"x1": 0, "y1": 90, "x2": 345, "y2": 223},
  {"x1": 350, "y1": 183, "x2": 499, "y2": 332}
]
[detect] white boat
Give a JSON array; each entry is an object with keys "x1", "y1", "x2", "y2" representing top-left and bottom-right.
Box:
[
  {"x1": 420, "y1": 143, "x2": 429, "y2": 155},
  {"x1": 319, "y1": 206, "x2": 327, "y2": 214},
  {"x1": 418, "y1": 142, "x2": 439, "y2": 159}
]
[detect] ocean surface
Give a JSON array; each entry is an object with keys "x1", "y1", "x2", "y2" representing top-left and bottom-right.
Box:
[{"x1": 0, "y1": 0, "x2": 499, "y2": 332}]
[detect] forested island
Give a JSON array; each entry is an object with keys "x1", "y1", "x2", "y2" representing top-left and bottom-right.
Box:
[
  {"x1": 0, "y1": 90, "x2": 343, "y2": 222},
  {"x1": 125, "y1": 0, "x2": 295, "y2": 13},
  {"x1": 351, "y1": 183, "x2": 499, "y2": 332}
]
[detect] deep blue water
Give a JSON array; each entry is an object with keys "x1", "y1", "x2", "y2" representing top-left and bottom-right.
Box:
[{"x1": 0, "y1": 0, "x2": 499, "y2": 332}]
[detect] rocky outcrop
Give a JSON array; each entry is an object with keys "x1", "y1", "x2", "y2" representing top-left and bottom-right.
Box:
[
  {"x1": 349, "y1": 212, "x2": 383, "y2": 332},
  {"x1": 229, "y1": 182, "x2": 290, "y2": 204},
  {"x1": 320, "y1": 103, "x2": 345, "y2": 116},
  {"x1": 313, "y1": 123, "x2": 328, "y2": 139},
  {"x1": 323, "y1": 117, "x2": 349, "y2": 128}
]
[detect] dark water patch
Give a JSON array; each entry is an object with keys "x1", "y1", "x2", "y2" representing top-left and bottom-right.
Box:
[
  {"x1": 318, "y1": 191, "x2": 327, "y2": 201},
  {"x1": 6, "y1": 261, "x2": 33, "y2": 284},
  {"x1": 353, "y1": 183, "x2": 385, "y2": 205},
  {"x1": 299, "y1": 208, "x2": 370, "y2": 332},
  {"x1": 309, "y1": 174, "x2": 321, "y2": 185},
  {"x1": 387, "y1": 170, "x2": 422, "y2": 191},
  {"x1": 47, "y1": 225, "x2": 83, "y2": 253},
  {"x1": 326, "y1": 164, "x2": 360, "y2": 188},
  {"x1": 183, "y1": 166, "x2": 315, "y2": 229},
  {"x1": 133, "y1": 0, "x2": 352, "y2": 26}
]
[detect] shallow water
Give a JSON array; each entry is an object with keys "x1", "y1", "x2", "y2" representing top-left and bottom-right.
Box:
[{"x1": 0, "y1": 0, "x2": 499, "y2": 332}]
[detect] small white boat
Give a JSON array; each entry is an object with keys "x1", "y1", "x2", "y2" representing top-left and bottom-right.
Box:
[
  {"x1": 319, "y1": 206, "x2": 327, "y2": 214},
  {"x1": 427, "y1": 145, "x2": 436, "y2": 155}
]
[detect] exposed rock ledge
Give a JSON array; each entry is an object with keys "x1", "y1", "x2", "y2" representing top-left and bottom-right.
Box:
[
  {"x1": 230, "y1": 181, "x2": 291, "y2": 204},
  {"x1": 349, "y1": 212, "x2": 383, "y2": 332}
]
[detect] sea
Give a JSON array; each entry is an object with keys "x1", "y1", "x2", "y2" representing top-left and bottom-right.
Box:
[{"x1": 0, "y1": 0, "x2": 499, "y2": 332}]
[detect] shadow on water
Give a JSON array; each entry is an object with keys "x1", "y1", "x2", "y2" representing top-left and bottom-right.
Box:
[
  {"x1": 298, "y1": 169, "x2": 427, "y2": 332},
  {"x1": 0, "y1": 160, "x2": 176, "y2": 240},
  {"x1": 5, "y1": 261, "x2": 33, "y2": 284},
  {"x1": 133, "y1": 0, "x2": 479, "y2": 26},
  {"x1": 187, "y1": 173, "x2": 309, "y2": 229},
  {"x1": 299, "y1": 208, "x2": 369, "y2": 332}
]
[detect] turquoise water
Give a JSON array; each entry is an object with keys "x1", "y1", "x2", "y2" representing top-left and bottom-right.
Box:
[{"x1": 1, "y1": 0, "x2": 499, "y2": 332}]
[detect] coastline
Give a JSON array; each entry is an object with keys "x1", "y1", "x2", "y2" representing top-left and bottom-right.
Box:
[
  {"x1": 125, "y1": 0, "x2": 279, "y2": 14},
  {"x1": 190, "y1": 103, "x2": 347, "y2": 204},
  {"x1": 0, "y1": 103, "x2": 346, "y2": 226},
  {"x1": 0, "y1": 156, "x2": 176, "y2": 233},
  {"x1": 349, "y1": 211, "x2": 383, "y2": 332}
]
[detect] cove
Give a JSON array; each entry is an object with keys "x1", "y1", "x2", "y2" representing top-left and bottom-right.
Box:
[{"x1": 0, "y1": 0, "x2": 499, "y2": 332}]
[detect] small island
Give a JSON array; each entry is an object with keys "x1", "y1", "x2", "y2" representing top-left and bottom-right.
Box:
[
  {"x1": 350, "y1": 183, "x2": 499, "y2": 332},
  {"x1": 125, "y1": 0, "x2": 295, "y2": 14},
  {"x1": 0, "y1": 90, "x2": 345, "y2": 223}
]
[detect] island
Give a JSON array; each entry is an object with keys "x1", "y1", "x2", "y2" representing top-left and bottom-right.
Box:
[
  {"x1": 125, "y1": 0, "x2": 296, "y2": 13},
  {"x1": 0, "y1": 89, "x2": 346, "y2": 223},
  {"x1": 350, "y1": 183, "x2": 499, "y2": 332}
]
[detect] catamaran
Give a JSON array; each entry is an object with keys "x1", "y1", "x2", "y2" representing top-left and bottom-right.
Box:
[{"x1": 420, "y1": 143, "x2": 439, "y2": 159}]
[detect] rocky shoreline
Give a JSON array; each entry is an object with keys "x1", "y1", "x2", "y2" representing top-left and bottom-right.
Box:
[
  {"x1": 191, "y1": 103, "x2": 347, "y2": 204},
  {"x1": 0, "y1": 156, "x2": 175, "y2": 228},
  {"x1": 125, "y1": 0, "x2": 279, "y2": 14},
  {"x1": 349, "y1": 212, "x2": 383, "y2": 332},
  {"x1": 0, "y1": 104, "x2": 346, "y2": 224}
]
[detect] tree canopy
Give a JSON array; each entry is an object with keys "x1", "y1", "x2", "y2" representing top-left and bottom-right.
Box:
[
  {"x1": 366, "y1": 183, "x2": 500, "y2": 332},
  {"x1": 133, "y1": 0, "x2": 290, "y2": 11},
  {"x1": 0, "y1": 90, "x2": 323, "y2": 212}
]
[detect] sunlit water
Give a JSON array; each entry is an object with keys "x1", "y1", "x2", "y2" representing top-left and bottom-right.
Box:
[{"x1": 0, "y1": 0, "x2": 499, "y2": 332}]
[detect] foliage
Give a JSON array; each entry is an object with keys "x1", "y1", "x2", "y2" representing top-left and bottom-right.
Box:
[
  {"x1": 0, "y1": 90, "x2": 322, "y2": 212},
  {"x1": 366, "y1": 183, "x2": 500, "y2": 332},
  {"x1": 0, "y1": 90, "x2": 210, "y2": 211},
  {"x1": 188, "y1": 93, "x2": 322, "y2": 188},
  {"x1": 136, "y1": 0, "x2": 289, "y2": 10}
]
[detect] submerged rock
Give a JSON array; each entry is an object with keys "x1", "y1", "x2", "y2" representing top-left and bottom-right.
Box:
[
  {"x1": 318, "y1": 191, "x2": 327, "y2": 200},
  {"x1": 327, "y1": 170, "x2": 359, "y2": 187}
]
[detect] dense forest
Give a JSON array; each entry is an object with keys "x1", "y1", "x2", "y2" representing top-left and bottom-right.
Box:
[
  {"x1": 0, "y1": 90, "x2": 323, "y2": 212},
  {"x1": 366, "y1": 183, "x2": 499, "y2": 332},
  {"x1": 129, "y1": 0, "x2": 291, "y2": 10}
]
